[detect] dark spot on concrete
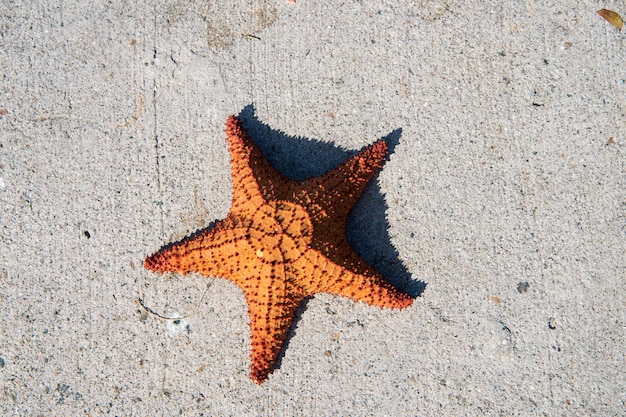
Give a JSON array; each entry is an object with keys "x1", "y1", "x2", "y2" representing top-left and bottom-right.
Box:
[
  {"x1": 548, "y1": 317, "x2": 557, "y2": 330},
  {"x1": 517, "y1": 281, "x2": 529, "y2": 293}
]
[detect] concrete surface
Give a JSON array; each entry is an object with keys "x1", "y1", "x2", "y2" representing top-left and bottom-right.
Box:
[{"x1": 0, "y1": 0, "x2": 624, "y2": 415}]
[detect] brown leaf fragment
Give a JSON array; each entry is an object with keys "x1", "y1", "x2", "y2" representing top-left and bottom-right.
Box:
[
  {"x1": 597, "y1": 9, "x2": 623, "y2": 30},
  {"x1": 607, "y1": 137, "x2": 615, "y2": 145},
  {"x1": 0, "y1": 109, "x2": 7, "y2": 115},
  {"x1": 488, "y1": 295, "x2": 502, "y2": 306}
]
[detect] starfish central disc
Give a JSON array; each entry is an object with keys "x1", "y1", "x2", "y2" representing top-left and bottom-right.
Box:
[{"x1": 248, "y1": 201, "x2": 312, "y2": 266}]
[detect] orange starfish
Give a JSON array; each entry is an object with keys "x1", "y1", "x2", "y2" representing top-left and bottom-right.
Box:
[{"x1": 144, "y1": 115, "x2": 413, "y2": 383}]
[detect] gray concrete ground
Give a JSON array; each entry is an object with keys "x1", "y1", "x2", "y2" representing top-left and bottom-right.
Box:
[{"x1": 1, "y1": 0, "x2": 624, "y2": 415}]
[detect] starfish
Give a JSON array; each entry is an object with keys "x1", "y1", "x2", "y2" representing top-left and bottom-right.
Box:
[{"x1": 144, "y1": 115, "x2": 413, "y2": 383}]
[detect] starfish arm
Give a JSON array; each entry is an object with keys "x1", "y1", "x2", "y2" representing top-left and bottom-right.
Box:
[
  {"x1": 294, "y1": 139, "x2": 388, "y2": 222},
  {"x1": 241, "y1": 262, "x2": 303, "y2": 383},
  {"x1": 313, "y1": 233, "x2": 380, "y2": 277},
  {"x1": 144, "y1": 215, "x2": 258, "y2": 280},
  {"x1": 292, "y1": 248, "x2": 413, "y2": 309},
  {"x1": 225, "y1": 116, "x2": 288, "y2": 214}
]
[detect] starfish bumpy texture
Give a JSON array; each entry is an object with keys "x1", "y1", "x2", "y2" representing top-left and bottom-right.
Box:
[{"x1": 145, "y1": 115, "x2": 413, "y2": 383}]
